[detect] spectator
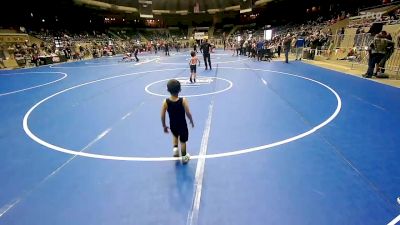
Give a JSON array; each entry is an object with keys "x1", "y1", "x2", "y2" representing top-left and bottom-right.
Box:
[
  {"x1": 295, "y1": 34, "x2": 305, "y2": 60},
  {"x1": 283, "y1": 34, "x2": 292, "y2": 63},
  {"x1": 277, "y1": 41, "x2": 282, "y2": 58},
  {"x1": 364, "y1": 32, "x2": 391, "y2": 78},
  {"x1": 378, "y1": 31, "x2": 394, "y2": 76},
  {"x1": 0, "y1": 46, "x2": 6, "y2": 68},
  {"x1": 256, "y1": 39, "x2": 264, "y2": 61},
  {"x1": 165, "y1": 42, "x2": 170, "y2": 56},
  {"x1": 200, "y1": 39, "x2": 212, "y2": 70}
]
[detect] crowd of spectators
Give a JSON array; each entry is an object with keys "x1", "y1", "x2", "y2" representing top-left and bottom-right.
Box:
[
  {"x1": 139, "y1": 29, "x2": 188, "y2": 42},
  {"x1": 220, "y1": 2, "x2": 399, "y2": 78},
  {"x1": 0, "y1": 27, "x2": 195, "y2": 69},
  {"x1": 0, "y1": 2, "x2": 398, "y2": 70},
  {"x1": 0, "y1": 29, "x2": 149, "y2": 68},
  {"x1": 225, "y1": 19, "x2": 335, "y2": 62},
  {"x1": 223, "y1": 2, "x2": 399, "y2": 64}
]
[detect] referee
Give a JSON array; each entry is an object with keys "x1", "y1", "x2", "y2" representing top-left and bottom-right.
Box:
[{"x1": 200, "y1": 39, "x2": 212, "y2": 70}]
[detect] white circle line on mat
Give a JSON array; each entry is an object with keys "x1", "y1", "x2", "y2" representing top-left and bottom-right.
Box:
[
  {"x1": 145, "y1": 76, "x2": 233, "y2": 97},
  {"x1": 23, "y1": 67, "x2": 341, "y2": 161},
  {"x1": 156, "y1": 57, "x2": 249, "y2": 65},
  {"x1": 0, "y1": 72, "x2": 68, "y2": 97}
]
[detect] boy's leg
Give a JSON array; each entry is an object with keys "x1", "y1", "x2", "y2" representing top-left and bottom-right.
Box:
[
  {"x1": 180, "y1": 141, "x2": 190, "y2": 163},
  {"x1": 180, "y1": 142, "x2": 187, "y2": 156},
  {"x1": 173, "y1": 135, "x2": 178, "y2": 146},
  {"x1": 173, "y1": 135, "x2": 179, "y2": 157},
  {"x1": 178, "y1": 127, "x2": 190, "y2": 162}
]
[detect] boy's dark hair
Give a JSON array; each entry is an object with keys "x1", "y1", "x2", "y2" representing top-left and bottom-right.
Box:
[
  {"x1": 167, "y1": 79, "x2": 181, "y2": 95},
  {"x1": 190, "y1": 51, "x2": 196, "y2": 57}
]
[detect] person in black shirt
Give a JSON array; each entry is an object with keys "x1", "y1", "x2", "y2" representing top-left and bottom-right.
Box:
[
  {"x1": 200, "y1": 39, "x2": 212, "y2": 70},
  {"x1": 165, "y1": 42, "x2": 170, "y2": 56},
  {"x1": 193, "y1": 42, "x2": 198, "y2": 53},
  {"x1": 161, "y1": 79, "x2": 194, "y2": 163},
  {"x1": 134, "y1": 47, "x2": 139, "y2": 62}
]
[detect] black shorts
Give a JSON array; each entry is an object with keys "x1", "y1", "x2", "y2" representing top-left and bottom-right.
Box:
[
  {"x1": 190, "y1": 65, "x2": 196, "y2": 73},
  {"x1": 171, "y1": 126, "x2": 189, "y2": 143}
]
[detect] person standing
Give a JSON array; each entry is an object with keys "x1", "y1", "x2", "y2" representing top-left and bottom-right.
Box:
[
  {"x1": 283, "y1": 34, "x2": 292, "y2": 63},
  {"x1": 378, "y1": 31, "x2": 394, "y2": 77},
  {"x1": 295, "y1": 34, "x2": 305, "y2": 60},
  {"x1": 200, "y1": 39, "x2": 212, "y2": 70},
  {"x1": 364, "y1": 32, "x2": 390, "y2": 78},
  {"x1": 153, "y1": 42, "x2": 158, "y2": 54},
  {"x1": 256, "y1": 39, "x2": 264, "y2": 61},
  {"x1": 161, "y1": 79, "x2": 194, "y2": 163},
  {"x1": 134, "y1": 47, "x2": 139, "y2": 62},
  {"x1": 277, "y1": 41, "x2": 282, "y2": 58},
  {"x1": 231, "y1": 41, "x2": 237, "y2": 56},
  {"x1": 188, "y1": 51, "x2": 201, "y2": 83},
  {"x1": 0, "y1": 46, "x2": 6, "y2": 69},
  {"x1": 165, "y1": 42, "x2": 170, "y2": 56},
  {"x1": 223, "y1": 39, "x2": 226, "y2": 51},
  {"x1": 193, "y1": 42, "x2": 198, "y2": 53}
]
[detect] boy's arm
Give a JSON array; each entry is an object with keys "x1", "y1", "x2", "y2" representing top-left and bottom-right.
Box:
[
  {"x1": 182, "y1": 98, "x2": 194, "y2": 128},
  {"x1": 161, "y1": 100, "x2": 169, "y2": 133}
]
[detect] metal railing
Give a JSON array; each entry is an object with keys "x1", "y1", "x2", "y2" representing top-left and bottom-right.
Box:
[{"x1": 296, "y1": 33, "x2": 400, "y2": 78}]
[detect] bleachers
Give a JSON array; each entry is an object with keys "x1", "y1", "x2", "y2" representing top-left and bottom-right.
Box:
[
  {"x1": 349, "y1": 3, "x2": 400, "y2": 29},
  {"x1": 0, "y1": 28, "x2": 141, "y2": 69},
  {"x1": 138, "y1": 29, "x2": 168, "y2": 41},
  {"x1": 169, "y1": 28, "x2": 187, "y2": 40},
  {"x1": 360, "y1": 4, "x2": 399, "y2": 14}
]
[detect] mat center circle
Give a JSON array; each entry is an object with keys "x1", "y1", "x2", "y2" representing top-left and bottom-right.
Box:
[{"x1": 145, "y1": 76, "x2": 233, "y2": 97}]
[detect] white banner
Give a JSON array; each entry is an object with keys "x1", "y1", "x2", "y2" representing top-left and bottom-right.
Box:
[{"x1": 194, "y1": 32, "x2": 205, "y2": 40}]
